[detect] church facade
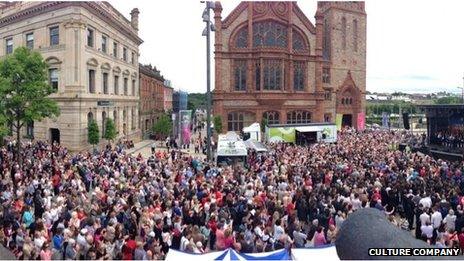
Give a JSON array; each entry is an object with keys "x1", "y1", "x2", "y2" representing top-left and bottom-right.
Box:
[{"x1": 212, "y1": 1, "x2": 366, "y2": 131}]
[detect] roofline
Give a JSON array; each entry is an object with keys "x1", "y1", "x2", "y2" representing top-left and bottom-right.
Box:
[{"x1": 268, "y1": 123, "x2": 337, "y2": 128}]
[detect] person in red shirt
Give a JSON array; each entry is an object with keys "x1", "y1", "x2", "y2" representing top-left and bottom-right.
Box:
[
  {"x1": 52, "y1": 172, "x2": 61, "y2": 196},
  {"x1": 122, "y1": 234, "x2": 137, "y2": 260}
]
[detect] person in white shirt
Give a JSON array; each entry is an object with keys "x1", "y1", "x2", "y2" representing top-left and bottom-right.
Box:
[
  {"x1": 419, "y1": 209, "x2": 430, "y2": 227},
  {"x1": 419, "y1": 196, "x2": 432, "y2": 210},
  {"x1": 273, "y1": 219, "x2": 285, "y2": 241},
  {"x1": 443, "y1": 209, "x2": 457, "y2": 232},
  {"x1": 421, "y1": 221, "x2": 434, "y2": 241},
  {"x1": 351, "y1": 193, "x2": 362, "y2": 211},
  {"x1": 431, "y1": 207, "x2": 443, "y2": 230}
]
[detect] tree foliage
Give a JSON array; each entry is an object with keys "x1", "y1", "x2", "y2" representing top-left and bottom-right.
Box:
[
  {"x1": 187, "y1": 93, "x2": 206, "y2": 112},
  {"x1": 434, "y1": 96, "x2": 461, "y2": 105},
  {"x1": 366, "y1": 101, "x2": 418, "y2": 116},
  {"x1": 213, "y1": 115, "x2": 223, "y2": 134},
  {"x1": 153, "y1": 114, "x2": 172, "y2": 138},
  {"x1": 104, "y1": 118, "x2": 117, "y2": 141},
  {"x1": 88, "y1": 119, "x2": 100, "y2": 146},
  {"x1": 0, "y1": 47, "x2": 60, "y2": 159}
]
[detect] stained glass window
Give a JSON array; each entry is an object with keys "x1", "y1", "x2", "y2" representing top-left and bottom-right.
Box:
[
  {"x1": 253, "y1": 21, "x2": 287, "y2": 48},
  {"x1": 263, "y1": 60, "x2": 282, "y2": 90},
  {"x1": 263, "y1": 111, "x2": 280, "y2": 125},
  {"x1": 293, "y1": 61, "x2": 305, "y2": 91},
  {"x1": 234, "y1": 60, "x2": 247, "y2": 91},
  {"x1": 255, "y1": 61, "x2": 261, "y2": 91},
  {"x1": 292, "y1": 31, "x2": 306, "y2": 51},
  {"x1": 235, "y1": 26, "x2": 248, "y2": 48}
]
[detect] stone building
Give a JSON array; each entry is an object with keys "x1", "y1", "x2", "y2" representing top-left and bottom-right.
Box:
[
  {"x1": 164, "y1": 84, "x2": 173, "y2": 112},
  {"x1": 0, "y1": 2, "x2": 143, "y2": 150},
  {"x1": 139, "y1": 63, "x2": 166, "y2": 137},
  {"x1": 212, "y1": 1, "x2": 366, "y2": 131}
]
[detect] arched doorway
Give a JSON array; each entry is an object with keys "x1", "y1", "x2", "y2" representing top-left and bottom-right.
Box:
[{"x1": 336, "y1": 72, "x2": 362, "y2": 128}]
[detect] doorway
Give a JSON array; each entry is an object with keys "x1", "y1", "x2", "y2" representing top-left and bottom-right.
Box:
[
  {"x1": 342, "y1": 114, "x2": 352, "y2": 127},
  {"x1": 50, "y1": 128, "x2": 60, "y2": 144}
]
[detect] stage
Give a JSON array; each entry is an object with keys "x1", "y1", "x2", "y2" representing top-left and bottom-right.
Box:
[{"x1": 420, "y1": 104, "x2": 464, "y2": 160}]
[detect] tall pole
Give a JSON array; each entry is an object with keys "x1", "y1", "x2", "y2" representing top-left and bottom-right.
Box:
[
  {"x1": 462, "y1": 75, "x2": 464, "y2": 103},
  {"x1": 205, "y1": 3, "x2": 212, "y2": 162}
]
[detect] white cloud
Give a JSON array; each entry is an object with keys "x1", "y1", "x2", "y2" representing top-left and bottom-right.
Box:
[{"x1": 110, "y1": 0, "x2": 464, "y2": 94}]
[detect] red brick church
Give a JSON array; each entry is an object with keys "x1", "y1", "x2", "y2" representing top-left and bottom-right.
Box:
[{"x1": 212, "y1": 1, "x2": 366, "y2": 131}]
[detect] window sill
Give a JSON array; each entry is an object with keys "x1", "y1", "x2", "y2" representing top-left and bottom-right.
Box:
[{"x1": 40, "y1": 44, "x2": 65, "y2": 52}]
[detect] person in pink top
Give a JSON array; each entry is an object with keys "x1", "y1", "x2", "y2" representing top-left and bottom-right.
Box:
[{"x1": 313, "y1": 227, "x2": 327, "y2": 247}]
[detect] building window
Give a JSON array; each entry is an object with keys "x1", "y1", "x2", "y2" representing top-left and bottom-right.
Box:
[
  {"x1": 287, "y1": 110, "x2": 311, "y2": 124},
  {"x1": 124, "y1": 77, "x2": 128, "y2": 95},
  {"x1": 26, "y1": 121, "x2": 34, "y2": 137},
  {"x1": 228, "y1": 112, "x2": 244, "y2": 131},
  {"x1": 131, "y1": 52, "x2": 135, "y2": 64},
  {"x1": 88, "y1": 70, "x2": 95, "y2": 93},
  {"x1": 114, "y1": 75, "x2": 119, "y2": 94},
  {"x1": 101, "y1": 35, "x2": 107, "y2": 53},
  {"x1": 234, "y1": 60, "x2": 247, "y2": 91},
  {"x1": 132, "y1": 79, "x2": 136, "y2": 96},
  {"x1": 235, "y1": 26, "x2": 248, "y2": 48},
  {"x1": 252, "y1": 21, "x2": 288, "y2": 48},
  {"x1": 323, "y1": 19, "x2": 330, "y2": 60},
  {"x1": 102, "y1": 72, "x2": 108, "y2": 94},
  {"x1": 293, "y1": 61, "x2": 305, "y2": 91},
  {"x1": 263, "y1": 60, "x2": 282, "y2": 90},
  {"x1": 102, "y1": 111, "x2": 107, "y2": 137},
  {"x1": 292, "y1": 31, "x2": 307, "y2": 51},
  {"x1": 322, "y1": 68, "x2": 330, "y2": 84},
  {"x1": 131, "y1": 109, "x2": 136, "y2": 130},
  {"x1": 113, "y1": 42, "x2": 118, "y2": 58},
  {"x1": 26, "y1": 33, "x2": 34, "y2": 49},
  {"x1": 324, "y1": 90, "x2": 331, "y2": 100},
  {"x1": 353, "y1": 19, "x2": 358, "y2": 52},
  {"x1": 50, "y1": 26, "x2": 59, "y2": 46},
  {"x1": 5, "y1": 38, "x2": 13, "y2": 54},
  {"x1": 255, "y1": 60, "x2": 261, "y2": 91},
  {"x1": 123, "y1": 47, "x2": 127, "y2": 61},
  {"x1": 341, "y1": 17, "x2": 347, "y2": 50},
  {"x1": 263, "y1": 111, "x2": 280, "y2": 125},
  {"x1": 87, "y1": 28, "x2": 94, "y2": 47},
  {"x1": 49, "y1": 69, "x2": 58, "y2": 91},
  {"x1": 324, "y1": 113, "x2": 331, "y2": 122}
]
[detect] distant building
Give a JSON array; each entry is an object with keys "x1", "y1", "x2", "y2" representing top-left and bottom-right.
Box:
[
  {"x1": 0, "y1": 2, "x2": 143, "y2": 150},
  {"x1": 139, "y1": 64, "x2": 166, "y2": 137},
  {"x1": 212, "y1": 1, "x2": 367, "y2": 131},
  {"x1": 164, "y1": 80, "x2": 173, "y2": 112},
  {"x1": 173, "y1": 90, "x2": 188, "y2": 113}
]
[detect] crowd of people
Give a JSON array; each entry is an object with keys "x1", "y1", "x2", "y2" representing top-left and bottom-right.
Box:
[
  {"x1": 1, "y1": 128, "x2": 464, "y2": 260},
  {"x1": 431, "y1": 129, "x2": 464, "y2": 150}
]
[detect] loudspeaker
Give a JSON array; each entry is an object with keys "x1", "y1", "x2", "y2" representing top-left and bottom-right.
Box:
[{"x1": 403, "y1": 113, "x2": 410, "y2": 130}]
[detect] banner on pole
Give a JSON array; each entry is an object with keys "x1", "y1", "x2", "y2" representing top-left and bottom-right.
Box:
[
  {"x1": 179, "y1": 110, "x2": 192, "y2": 145},
  {"x1": 357, "y1": 112, "x2": 365, "y2": 131},
  {"x1": 335, "y1": 114, "x2": 343, "y2": 131}
]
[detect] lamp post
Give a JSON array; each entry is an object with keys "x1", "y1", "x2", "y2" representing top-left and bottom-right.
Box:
[{"x1": 202, "y1": 1, "x2": 215, "y2": 161}]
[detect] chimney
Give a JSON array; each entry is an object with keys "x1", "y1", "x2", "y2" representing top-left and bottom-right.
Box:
[{"x1": 130, "y1": 8, "x2": 139, "y2": 31}]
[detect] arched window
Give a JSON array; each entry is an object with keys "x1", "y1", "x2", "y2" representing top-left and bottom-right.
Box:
[
  {"x1": 353, "y1": 19, "x2": 358, "y2": 52},
  {"x1": 235, "y1": 26, "x2": 248, "y2": 48},
  {"x1": 263, "y1": 111, "x2": 280, "y2": 125},
  {"x1": 131, "y1": 109, "x2": 136, "y2": 130},
  {"x1": 287, "y1": 111, "x2": 311, "y2": 124},
  {"x1": 253, "y1": 21, "x2": 287, "y2": 48},
  {"x1": 341, "y1": 17, "x2": 347, "y2": 50},
  {"x1": 102, "y1": 111, "x2": 107, "y2": 137},
  {"x1": 292, "y1": 31, "x2": 307, "y2": 51},
  {"x1": 87, "y1": 112, "x2": 93, "y2": 125},
  {"x1": 227, "y1": 111, "x2": 255, "y2": 131}
]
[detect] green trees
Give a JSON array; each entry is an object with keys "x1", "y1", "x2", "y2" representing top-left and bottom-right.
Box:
[
  {"x1": 213, "y1": 115, "x2": 223, "y2": 134},
  {"x1": 435, "y1": 96, "x2": 461, "y2": 104},
  {"x1": 88, "y1": 119, "x2": 100, "y2": 147},
  {"x1": 0, "y1": 47, "x2": 60, "y2": 160},
  {"x1": 104, "y1": 118, "x2": 117, "y2": 142},
  {"x1": 153, "y1": 114, "x2": 172, "y2": 139}
]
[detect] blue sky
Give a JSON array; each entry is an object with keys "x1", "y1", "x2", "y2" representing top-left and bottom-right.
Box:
[{"x1": 111, "y1": 0, "x2": 464, "y2": 94}]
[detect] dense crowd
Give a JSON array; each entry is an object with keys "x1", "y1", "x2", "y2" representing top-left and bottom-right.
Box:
[
  {"x1": 1, "y1": 128, "x2": 464, "y2": 260},
  {"x1": 431, "y1": 129, "x2": 464, "y2": 150}
]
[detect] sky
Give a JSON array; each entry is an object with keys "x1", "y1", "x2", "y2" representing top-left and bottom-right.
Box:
[{"x1": 110, "y1": 0, "x2": 464, "y2": 94}]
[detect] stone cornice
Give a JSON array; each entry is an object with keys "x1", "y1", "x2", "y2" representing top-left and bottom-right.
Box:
[{"x1": 0, "y1": 1, "x2": 143, "y2": 45}]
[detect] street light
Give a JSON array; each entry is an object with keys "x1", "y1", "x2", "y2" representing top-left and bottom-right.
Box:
[{"x1": 202, "y1": 1, "x2": 215, "y2": 162}]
